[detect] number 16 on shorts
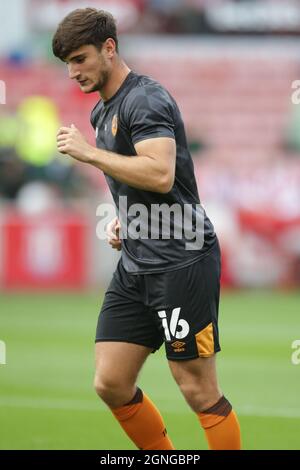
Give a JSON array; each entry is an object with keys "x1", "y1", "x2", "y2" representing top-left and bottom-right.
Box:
[{"x1": 158, "y1": 307, "x2": 190, "y2": 341}]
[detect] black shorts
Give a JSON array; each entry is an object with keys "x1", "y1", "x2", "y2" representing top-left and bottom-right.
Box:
[{"x1": 95, "y1": 241, "x2": 221, "y2": 361}]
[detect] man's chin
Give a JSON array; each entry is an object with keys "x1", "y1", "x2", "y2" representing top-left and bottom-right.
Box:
[{"x1": 80, "y1": 83, "x2": 98, "y2": 94}]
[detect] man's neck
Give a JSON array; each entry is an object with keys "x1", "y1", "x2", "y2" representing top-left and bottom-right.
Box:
[{"x1": 100, "y1": 60, "x2": 131, "y2": 102}]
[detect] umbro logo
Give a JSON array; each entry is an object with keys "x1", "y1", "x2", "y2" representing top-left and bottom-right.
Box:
[{"x1": 171, "y1": 341, "x2": 186, "y2": 352}]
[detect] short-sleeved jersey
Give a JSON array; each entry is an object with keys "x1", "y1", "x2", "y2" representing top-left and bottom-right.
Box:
[{"x1": 91, "y1": 71, "x2": 217, "y2": 274}]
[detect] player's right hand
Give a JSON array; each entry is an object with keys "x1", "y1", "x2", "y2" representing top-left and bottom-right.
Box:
[{"x1": 106, "y1": 217, "x2": 122, "y2": 251}]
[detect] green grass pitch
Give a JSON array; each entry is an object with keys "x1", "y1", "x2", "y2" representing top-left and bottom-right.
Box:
[{"x1": 0, "y1": 290, "x2": 299, "y2": 449}]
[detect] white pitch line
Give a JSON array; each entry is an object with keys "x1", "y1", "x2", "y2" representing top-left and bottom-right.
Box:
[
  {"x1": 0, "y1": 397, "x2": 300, "y2": 419},
  {"x1": 237, "y1": 405, "x2": 300, "y2": 419},
  {"x1": 0, "y1": 397, "x2": 99, "y2": 412}
]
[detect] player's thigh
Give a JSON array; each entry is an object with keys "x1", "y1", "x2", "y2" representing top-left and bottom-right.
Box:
[
  {"x1": 94, "y1": 341, "x2": 152, "y2": 387},
  {"x1": 168, "y1": 354, "x2": 218, "y2": 389}
]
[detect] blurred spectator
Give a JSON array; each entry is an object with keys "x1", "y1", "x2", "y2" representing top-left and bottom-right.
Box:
[
  {"x1": 16, "y1": 95, "x2": 59, "y2": 166},
  {"x1": 186, "y1": 130, "x2": 206, "y2": 156},
  {"x1": 0, "y1": 95, "x2": 91, "y2": 199},
  {"x1": 0, "y1": 148, "x2": 27, "y2": 199}
]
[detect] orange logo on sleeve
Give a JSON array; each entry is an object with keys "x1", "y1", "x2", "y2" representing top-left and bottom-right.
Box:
[{"x1": 111, "y1": 114, "x2": 118, "y2": 136}]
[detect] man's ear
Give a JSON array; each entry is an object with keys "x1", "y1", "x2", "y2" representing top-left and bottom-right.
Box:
[{"x1": 104, "y1": 38, "x2": 116, "y2": 58}]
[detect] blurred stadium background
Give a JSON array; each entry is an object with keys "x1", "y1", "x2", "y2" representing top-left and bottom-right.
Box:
[{"x1": 0, "y1": 0, "x2": 300, "y2": 450}]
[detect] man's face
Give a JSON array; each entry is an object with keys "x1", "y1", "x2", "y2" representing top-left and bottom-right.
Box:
[{"x1": 65, "y1": 44, "x2": 111, "y2": 93}]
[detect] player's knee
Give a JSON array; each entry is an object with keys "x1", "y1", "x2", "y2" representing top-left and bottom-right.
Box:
[
  {"x1": 93, "y1": 374, "x2": 133, "y2": 408},
  {"x1": 94, "y1": 374, "x2": 118, "y2": 402}
]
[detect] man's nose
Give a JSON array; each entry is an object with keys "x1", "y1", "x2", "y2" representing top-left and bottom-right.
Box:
[{"x1": 68, "y1": 64, "x2": 80, "y2": 80}]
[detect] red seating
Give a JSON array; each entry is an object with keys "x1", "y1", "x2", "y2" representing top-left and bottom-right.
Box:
[{"x1": 0, "y1": 54, "x2": 296, "y2": 159}]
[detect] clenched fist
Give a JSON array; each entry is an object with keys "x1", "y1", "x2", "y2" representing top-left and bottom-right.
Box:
[{"x1": 57, "y1": 124, "x2": 93, "y2": 163}]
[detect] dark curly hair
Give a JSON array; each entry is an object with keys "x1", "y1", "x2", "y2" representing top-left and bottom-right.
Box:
[{"x1": 52, "y1": 8, "x2": 118, "y2": 60}]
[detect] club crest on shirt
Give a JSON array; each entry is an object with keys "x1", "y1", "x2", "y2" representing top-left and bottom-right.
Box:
[{"x1": 111, "y1": 114, "x2": 118, "y2": 137}]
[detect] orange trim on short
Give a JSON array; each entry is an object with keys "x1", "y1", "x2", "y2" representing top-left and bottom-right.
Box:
[{"x1": 195, "y1": 322, "x2": 214, "y2": 357}]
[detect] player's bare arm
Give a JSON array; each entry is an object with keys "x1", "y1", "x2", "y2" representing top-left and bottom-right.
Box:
[{"x1": 57, "y1": 125, "x2": 176, "y2": 193}]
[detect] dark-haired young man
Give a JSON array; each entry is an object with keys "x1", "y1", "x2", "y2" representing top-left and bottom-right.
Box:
[{"x1": 53, "y1": 8, "x2": 241, "y2": 450}]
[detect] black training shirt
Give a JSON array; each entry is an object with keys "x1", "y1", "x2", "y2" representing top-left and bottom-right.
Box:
[{"x1": 91, "y1": 71, "x2": 217, "y2": 274}]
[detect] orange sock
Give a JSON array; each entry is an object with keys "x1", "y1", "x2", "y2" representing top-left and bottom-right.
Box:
[
  {"x1": 198, "y1": 396, "x2": 241, "y2": 450},
  {"x1": 111, "y1": 388, "x2": 175, "y2": 450}
]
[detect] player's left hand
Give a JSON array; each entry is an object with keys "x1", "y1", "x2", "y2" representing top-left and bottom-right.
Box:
[{"x1": 57, "y1": 124, "x2": 93, "y2": 163}]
